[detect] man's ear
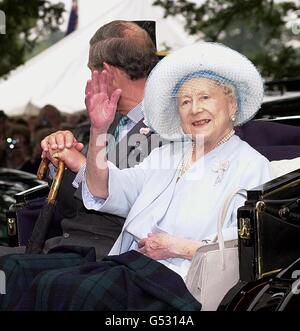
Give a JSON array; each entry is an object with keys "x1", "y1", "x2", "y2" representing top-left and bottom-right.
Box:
[
  {"x1": 103, "y1": 62, "x2": 121, "y2": 79},
  {"x1": 103, "y1": 62, "x2": 112, "y2": 73},
  {"x1": 103, "y1": 62, "x2": 117, "y2": 84}
]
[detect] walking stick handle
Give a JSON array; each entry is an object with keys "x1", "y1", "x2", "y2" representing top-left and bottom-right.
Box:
[
  {"x1": 48, "y1": 161, "x2": 65, "y2": 204},
  {"x1": 36, "y1": 158, "x2": 65, "y2": 204},
  {"x1": 37, "y1": 158, "x2": 49, "y2": 180}
]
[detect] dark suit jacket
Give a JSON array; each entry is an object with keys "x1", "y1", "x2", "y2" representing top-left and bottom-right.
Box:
[{"x1": 43, "y1": 118, "x2": 162, "y2": 260}]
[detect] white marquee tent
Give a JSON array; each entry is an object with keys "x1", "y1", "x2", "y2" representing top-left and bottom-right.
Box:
[{"x1": 0, "y1": 0, "x2": 199, "y2": 116}]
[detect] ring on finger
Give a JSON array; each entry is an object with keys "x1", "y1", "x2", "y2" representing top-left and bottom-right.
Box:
[{"x1": 52, "y1": 152, "x2": 60, "y2": 159}]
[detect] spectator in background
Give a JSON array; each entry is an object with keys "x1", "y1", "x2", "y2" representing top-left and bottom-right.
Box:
[
  {"x1": 22, "y1": 127, "x2": 57, "y2": 174},
  {"x1": 27, "y1": 115, "x2": 39, "y2": 142},
  {"x1": 6, "y1": 125, "x2": 31, "y2": 170},
  {"x1": 66, "y1": 113, "x2": 81, "y2": 128},
  {"x1": 38, "y1": 105, "x2": 62, "y2": 129}
]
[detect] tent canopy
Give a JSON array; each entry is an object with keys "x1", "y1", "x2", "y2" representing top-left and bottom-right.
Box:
[{"x1": 0, "y1": 0, "x2": 198, "y2": 116}]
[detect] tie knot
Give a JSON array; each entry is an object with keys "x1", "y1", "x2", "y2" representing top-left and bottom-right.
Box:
[
  {"x1": 113, "y1": 115, "x2": 130, "y2": 141},
  {"x1": 119, "y1": 115, "x2": 129, "y2": 126}
]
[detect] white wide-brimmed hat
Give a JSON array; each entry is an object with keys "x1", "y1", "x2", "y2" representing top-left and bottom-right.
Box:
[{"x1": 143, "y1": 42, "x2": 264, "y2": 140}]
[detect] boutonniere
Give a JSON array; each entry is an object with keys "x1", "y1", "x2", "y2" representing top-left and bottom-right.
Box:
[
  {"x1": 139, "y1": 127, "x2": 151, "y2": 135},
  {"x1": 212, "y1": 158, "x2": 230, "y2": 185}
]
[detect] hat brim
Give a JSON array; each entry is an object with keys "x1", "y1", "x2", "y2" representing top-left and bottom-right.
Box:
[{"x1": 143, "y1": 42, "x2": 264, "y2": 140}]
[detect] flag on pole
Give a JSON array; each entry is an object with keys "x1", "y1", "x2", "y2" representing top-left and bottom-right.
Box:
[{"x1": 65, "y1": 0, "x2": 78, "y2": 36}]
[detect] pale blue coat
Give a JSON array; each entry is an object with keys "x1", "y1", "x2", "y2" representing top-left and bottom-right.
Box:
[{"x1": 83, "y1": 136, "x2": 272, "y2": 279}]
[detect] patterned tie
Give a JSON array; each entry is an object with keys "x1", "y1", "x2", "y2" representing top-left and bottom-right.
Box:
[{"x1": 113, "y1": 115, "x2": 130, "y2": 142}]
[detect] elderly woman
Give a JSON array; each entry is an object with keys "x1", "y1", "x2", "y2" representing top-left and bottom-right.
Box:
[
  {"x1": 82, "y1": 42, "x2": 271, "y2": 276},
  {"x1": 13, "y1": 42, "x2": 271, "y2": 311}
]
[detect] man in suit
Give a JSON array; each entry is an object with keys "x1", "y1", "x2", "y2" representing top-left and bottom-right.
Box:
[{"x1": 0, "y1": 20, "x2": 160, "y2": 259}]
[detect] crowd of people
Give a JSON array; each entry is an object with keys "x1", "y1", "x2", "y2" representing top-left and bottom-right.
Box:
[{"x1": 0, "y1": 105, "x2": 87, "y2": 174}]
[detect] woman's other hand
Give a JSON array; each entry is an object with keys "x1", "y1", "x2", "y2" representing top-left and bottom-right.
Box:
[
  {"x1": 138, "y1": 233, "x2": 178, "y2": 260},
  {"x1": 138, "y1": 232, "x2": 204, "y2": 261}
]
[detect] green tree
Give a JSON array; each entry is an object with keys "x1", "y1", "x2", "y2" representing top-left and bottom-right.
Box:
[
  {"x1": 0, "y1": 0, "x2": 65, "y2": 77},
  {"x1": 154, "y1": 0, "x2": 300, "y2": 80}
]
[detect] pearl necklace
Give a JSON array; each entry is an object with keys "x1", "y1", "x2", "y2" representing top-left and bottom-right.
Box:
[
  {"x1": 214, "y1": 129, "x2": 235, "y2": 148},
  {"x1": 177, "y1": 129, "x2": 235, "y2": 181}
]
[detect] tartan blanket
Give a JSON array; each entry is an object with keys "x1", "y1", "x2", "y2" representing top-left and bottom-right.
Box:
[
  {"x1": 11, "y1": 250, "x2": 201, "y2": 311},
  {"x1": 0, "y1": 246, "x2": 96, "y2": 310}
]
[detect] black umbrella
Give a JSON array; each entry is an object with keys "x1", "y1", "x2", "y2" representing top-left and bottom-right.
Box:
[{"x1": 25, "y1": 158, "x2": 64, "y2": 254}]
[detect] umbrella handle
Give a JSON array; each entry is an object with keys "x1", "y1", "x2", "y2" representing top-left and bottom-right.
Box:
[{"x1": 37, "y1": 158, "x2": 65, "y2": 204}]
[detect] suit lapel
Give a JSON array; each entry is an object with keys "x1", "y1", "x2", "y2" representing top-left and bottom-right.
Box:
[{"x1": 114, "y1": 119, "x2": 148, "y2": 169}]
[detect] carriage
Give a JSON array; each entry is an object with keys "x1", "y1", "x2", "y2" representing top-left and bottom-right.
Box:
[{"x1": 4, "y1": 79, "x2": 300, "y2": 311}]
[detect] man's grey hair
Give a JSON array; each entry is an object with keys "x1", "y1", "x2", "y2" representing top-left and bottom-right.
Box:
[{"x1": 88, "y1": 20, "x2": 158, "y2": 80}]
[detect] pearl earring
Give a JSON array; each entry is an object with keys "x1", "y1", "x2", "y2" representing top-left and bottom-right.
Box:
[{"x1": 231, "y1": 115, "x2": 236, "y2": 122}]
